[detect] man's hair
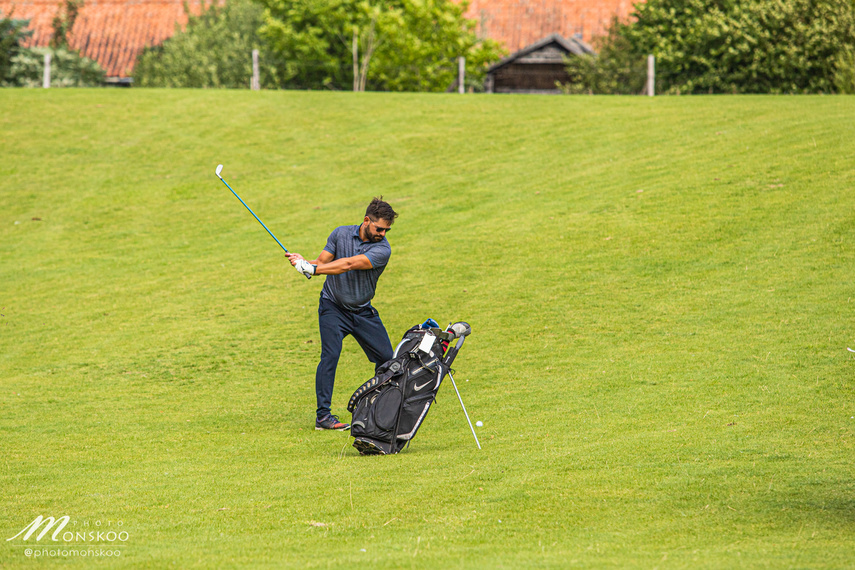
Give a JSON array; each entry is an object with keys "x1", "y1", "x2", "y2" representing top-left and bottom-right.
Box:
[{"x1": 366, "y1": 196, "x2": 398, "y2": 222}]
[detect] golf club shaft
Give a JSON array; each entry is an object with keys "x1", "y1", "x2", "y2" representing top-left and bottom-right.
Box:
[
  {"x1": 447, "y1": 369, "x2": 481, "y2": 450},
  {"x1": 217, "y1": 176, "x2": 289, "y2": 253}
]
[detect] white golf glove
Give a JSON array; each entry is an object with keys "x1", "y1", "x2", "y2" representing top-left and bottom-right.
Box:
[{"x1": 295, "y1": 259, "x2": 316, "y2": 279}]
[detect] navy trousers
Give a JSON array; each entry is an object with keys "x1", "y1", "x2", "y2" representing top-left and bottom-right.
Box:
[{"x1": 316, "y1": 296, "x2": 393, "y2": 419}]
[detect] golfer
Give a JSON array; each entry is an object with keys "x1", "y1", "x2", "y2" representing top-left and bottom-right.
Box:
[{"x1": 288, "y1": 197, "x2": 398, "y2": 430}]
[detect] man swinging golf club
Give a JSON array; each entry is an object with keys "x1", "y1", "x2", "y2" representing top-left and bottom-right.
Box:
[{"x1": 287, "y1": 197, "x2": 398, "y2": 430}]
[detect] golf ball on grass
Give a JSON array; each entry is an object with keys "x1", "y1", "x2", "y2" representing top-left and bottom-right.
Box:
[{"x1": 475, "y1": 421, "x2": 483, "y2": 427}]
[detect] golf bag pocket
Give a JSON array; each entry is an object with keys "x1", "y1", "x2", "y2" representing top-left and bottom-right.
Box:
[
  {"x1": 373, "y1": 387, "x2": 402, "y2": 431},
  {"x1": 350, "y1": 383, "x2": 402, "y2": 444},
  {"x1": 397, "y1": 395, "x2": 435, "y2": 441}
]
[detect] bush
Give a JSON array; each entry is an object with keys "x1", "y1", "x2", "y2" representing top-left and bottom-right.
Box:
[
  {"x1": 833, "y1": 46, "x2": 855, "y2": 94},
  {"x1": 134, "y1": 0, "x2": 282, "y2": 88},
  {"x1": 561, "y1": 18, "x2": 647, "y2": 95},
  {"x1": 566, "y1": 0, "x2": 855, "y2": 95},
  {"x1": 5, "y1": 46, "x2": 104, "y2": 87}
]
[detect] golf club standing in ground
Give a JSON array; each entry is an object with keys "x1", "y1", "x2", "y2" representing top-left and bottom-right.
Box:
[{"x1": 288, "y1": 198, "x2": 399, "y2": 430}]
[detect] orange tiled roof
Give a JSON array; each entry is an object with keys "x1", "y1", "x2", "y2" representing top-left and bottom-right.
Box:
[
  {"x1": 0, "y1": 0, "x2": 212, "y2": 78},
  {"x1": 460, "y1": 0, "x2": 640, "y2": 52}
]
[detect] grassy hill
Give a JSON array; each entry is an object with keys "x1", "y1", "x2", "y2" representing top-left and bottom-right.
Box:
[{"x1": 1, "y1": 89, "x2": 854, "y2": 568}]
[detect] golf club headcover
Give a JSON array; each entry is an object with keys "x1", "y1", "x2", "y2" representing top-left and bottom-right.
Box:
[
  {"x1": 294, "y1": 259, "x2": 316, "y2": 279},
  {"x1": 449, "y1": 321, "x2": 472, "y2": 339}
]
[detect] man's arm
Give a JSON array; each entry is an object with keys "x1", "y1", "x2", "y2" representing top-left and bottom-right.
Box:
[
  {"x1": 287, "y1": 251, "x2": 372, "y2": 276},
  {"x1": 315, "y1": 254, "x2": 372, "y2": 275},
  {"x1": 309, "y1": 251, "x2": 335, "y2": 265}
]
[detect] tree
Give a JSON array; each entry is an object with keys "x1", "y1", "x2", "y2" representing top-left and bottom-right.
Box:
[
  {"x1": 257, "y1": 0, "x2": 504, "y2": 91},
  {"x1": 349, "y1": 2, "x2": 388, "y2": 91},
  {"x1": 1, "y1": 11, "x2": 33, "y2": 85},
  {"x1": 367, "y1": 0, "x2": 503, "y2": 92},
  {"x1": 254, "y1": 0, "x2": 348, "y2": 89},
  {"x1": 565, "y1": 0, "x2": 855, "y2": 94},
  {"x1": 134, "y1": 0, "x2": 282, "y2": 88}
]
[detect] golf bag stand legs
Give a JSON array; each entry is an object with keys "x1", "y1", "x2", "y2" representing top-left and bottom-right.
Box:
[{"x1": 447, "y1": 369, "x2": 481, "y2": 450}]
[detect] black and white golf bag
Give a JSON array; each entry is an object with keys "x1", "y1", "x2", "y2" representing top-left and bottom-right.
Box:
[{"x1": 347, "y1": 321, "x2": 471, "y2": 455}]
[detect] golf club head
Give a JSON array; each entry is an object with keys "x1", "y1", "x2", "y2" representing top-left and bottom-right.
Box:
[
  {"x1": 449, "y1": 321, "x2": 471, "y2": 339},
  {"x1": 215, "y1": 164, "x2": 224, "y2": 178}
]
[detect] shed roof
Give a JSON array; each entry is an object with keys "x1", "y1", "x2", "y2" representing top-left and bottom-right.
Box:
[
  {"x1": 487, "y1": 33, "x2": 594, "y2": 74},
  {"x1": 462, "y1": 0, "x2": 637, "y2": 52}
]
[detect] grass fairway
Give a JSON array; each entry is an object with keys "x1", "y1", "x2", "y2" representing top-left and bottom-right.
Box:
[{"x1": 1, "y1": 89, "x2": 854, "y2": 568}]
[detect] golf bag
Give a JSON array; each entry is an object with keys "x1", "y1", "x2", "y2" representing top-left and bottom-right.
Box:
[{"x1": 348, "y1": 320, "x2": 471, "y2": 455}]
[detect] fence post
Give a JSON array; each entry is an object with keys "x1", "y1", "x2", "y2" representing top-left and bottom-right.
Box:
[
  {"x1": 458, "y1": 56, "x2": 465, "y2": 94},
  {"x1": 251, "y1": 50, "x2": 260, "y2": 90},
  {"x1": 647, "y1": 55, "x2": 655, "y2": 96},
  {"x1": 43, "y1": 53, "x2": 51, "y2": 88},
  {"x1": 352, "y1": 28, "x2": 358, "y2": 92}
]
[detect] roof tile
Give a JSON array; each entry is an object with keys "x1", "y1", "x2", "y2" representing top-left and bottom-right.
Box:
[{"x1": 462, "y1": 0, "x2": 639, "y2": 52}]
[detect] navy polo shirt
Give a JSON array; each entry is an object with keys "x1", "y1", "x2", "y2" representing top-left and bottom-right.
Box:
[{"x1": 320, "y1": 224, "x2": 391, "y2": 311}]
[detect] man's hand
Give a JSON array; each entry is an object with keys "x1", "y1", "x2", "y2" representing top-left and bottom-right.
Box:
[
  {"x1": 286, "y1": 253, "x2": 305, "y2": 266},
  {"x1": 294, "y1": 259, "x2": 316, "y2": 279}
]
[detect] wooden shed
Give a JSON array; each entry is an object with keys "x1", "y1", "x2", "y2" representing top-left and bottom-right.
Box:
[{"x1": 485, "y1": 33, "x2": 595, "y2": 94}]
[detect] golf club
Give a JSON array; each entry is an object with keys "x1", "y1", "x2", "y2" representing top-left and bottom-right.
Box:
[{"x1": 215, "y1": 164, "x2": 291, "y2": 254}]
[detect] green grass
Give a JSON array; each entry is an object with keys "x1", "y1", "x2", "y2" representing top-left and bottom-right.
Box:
[{"x1": 1, "y1": 89, "x2": 854, "y2": 568}]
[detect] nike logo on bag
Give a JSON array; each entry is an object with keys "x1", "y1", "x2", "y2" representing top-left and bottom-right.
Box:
[{"x1": 413, "y1": 381, "x2": 432, "y2": 392}]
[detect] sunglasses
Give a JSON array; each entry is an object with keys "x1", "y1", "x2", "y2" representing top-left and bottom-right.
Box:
[{"x1": 369, "y1": 220, "x2": 392, "y2": 233}]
